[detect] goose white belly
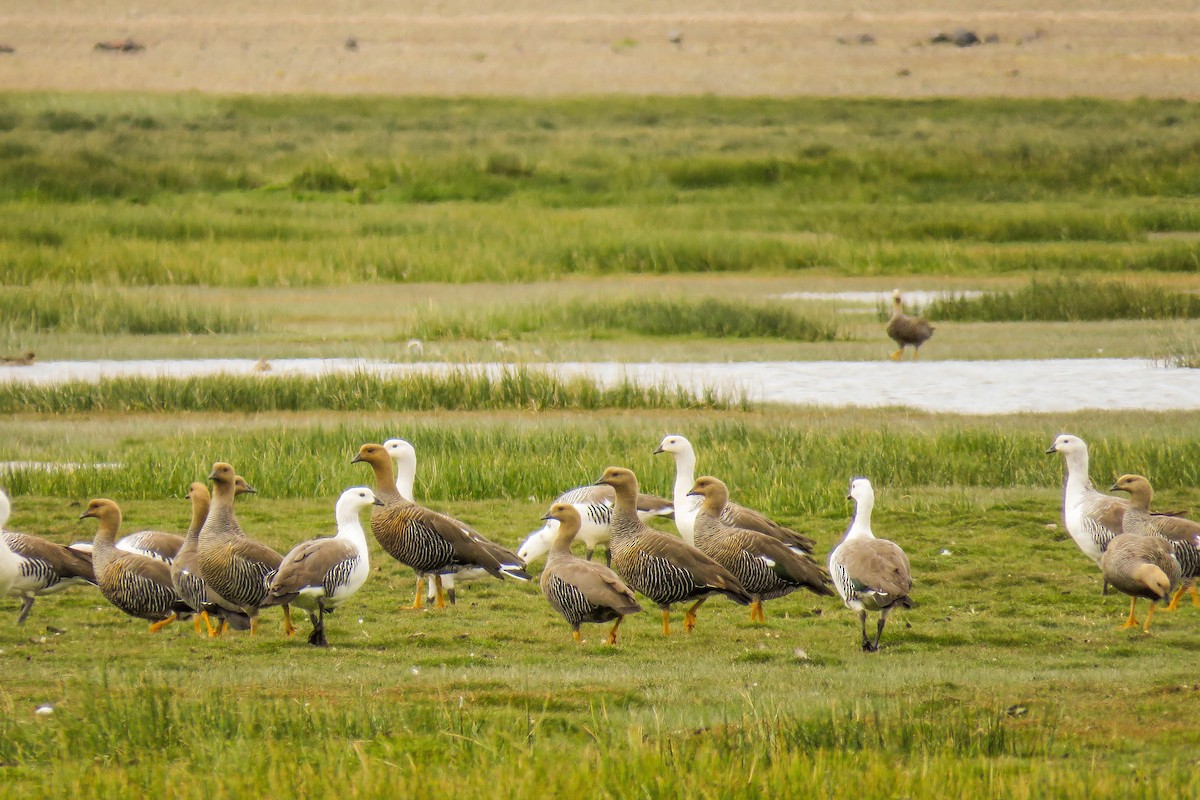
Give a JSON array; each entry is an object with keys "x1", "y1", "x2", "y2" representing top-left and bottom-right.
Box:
[{"x1": 1063, "y1": 492, "x2": 1113, "y2": 564}]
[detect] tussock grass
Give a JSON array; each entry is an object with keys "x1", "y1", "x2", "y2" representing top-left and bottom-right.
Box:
[
  {"x1": 922, "y1": 278, "x2": 1200, "y2": 322},
  {"x1": 0, "y1": 284, "x2": 257, "y2": 335}
]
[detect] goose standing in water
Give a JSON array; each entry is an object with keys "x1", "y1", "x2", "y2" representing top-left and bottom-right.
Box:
[
  {"x1": 264, "y1": 487, "x2": 382, "y2": 647},
  {"x1": 539, "y1": 503, "x2": 642, "y2": 644},
  {"x1": 595, "y1": 467, "x2": 750, "y2": 635},
  {"x1": 829, "y1": 478, "x2": 914, "y2": 652},
  {"x1": 886, "y1": 289, "x2": 934, "y2": 361},
  {"x1": 1109, "y1": 474, "x2": 1200, "y2": 610},
  {"x1": 518, "y1": 482, "x2": 673, "y2": 566},
  {"x1": 688, "y1": 476, "x2": 833, "y2": 621},
  {"x1": 80, "y1": 499, "x2": 192, "y2": 632},
  {"x1": 653, "y1": 434, "x2": 815, "y2": 553}
]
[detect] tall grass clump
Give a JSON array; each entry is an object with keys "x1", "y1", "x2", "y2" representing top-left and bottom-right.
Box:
[
  {"x1": 920, "y1": 277, "x2": 1200, "y2": 322},
  {"x1": 0, "y1": 285, "x2": 257, "y2": 334}
]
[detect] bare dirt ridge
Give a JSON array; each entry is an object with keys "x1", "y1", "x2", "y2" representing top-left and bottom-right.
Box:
[{"x1": 0, "y1": 1, "x2": 1197, "y2": 97}]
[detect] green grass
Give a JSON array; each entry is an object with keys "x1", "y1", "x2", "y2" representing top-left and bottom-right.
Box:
[
  {"x1": 0, "y1": 284, "x2": 257, "y2": 335},
  {"x1": 921, "y1": 277, "x2": 1200, "y2": 322}
]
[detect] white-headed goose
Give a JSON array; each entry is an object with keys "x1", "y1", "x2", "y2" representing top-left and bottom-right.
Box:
[
  {"x1": 595, "y1": 467, "x2": 750, "y2": 635},
  {"x1": 1045, "y1": 434, "x2": 1125, "y2": 570},
  {"x1": 264, "y1": 487, "x2": 382, "y2": 646},
  {"x1": 829, "y1": 478, "x2": 914, "y2": 652},
  {"x1": 3, "y1": 501, "x2": 96, "y2": 625},
  {"x1": 518, "y1": 482, "x2": 673, "y2": 566},
  {"x1": 886, "y1": 289, "x2": 934, "y2": 360}
]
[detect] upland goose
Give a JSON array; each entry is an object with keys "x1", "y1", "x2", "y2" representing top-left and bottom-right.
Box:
[
  {"x1": 172, "y1": 480, "x2": 253, "y2": 637},
  {"x1": 1045, "y1": 434, "x2": 1124, "y2": 568},
  {"x1": 653, "y1": 434, "x2": 815, "y2": 552},
  {"x1": 829, "y1": 478, "x2": 914, "y2": 652},
  {"x1": 0, "y1": 351, "x2": 35, "y2": 366},
  {"x1": 688, "y1": 476, "x2": 834, "y2": 622},
  {"x1": 1109, "y1": 474, "x2": 1200, "y2": 610},
  {"x1": 595, "y1": 466, "x2": 750, "y2": 635},
  {"x1": 3, "y1": 505, "x2": 96, "y2": 625},
  {"x1": 0, "y1": 490, "x2": 20, "y2": 599},
  {"x1": 353, "y1": 443, "x2": 529, "y2": 609},
  {"x1": 264, "y1": 487, "x2": 382, "y2": 646},
  {"x1": 518, "y1": 483, "x2": 674, "y2": 566},
  {"x1": 383, "y1": 437, "x2": 487, "y2": 605},
  {"x1": 196, "y1": 462, "x2": 295, "y2": 636},
  {"x1": 114, "y1": 530, "x2": 184, "y2": 564},
  {"x1": 80, "y1": 499, "x2": 192, "y2": 632},
  {"x1": 1099, "y1": 531, "x2": 1181, "y2": 632},
  {"x1": 539, "y1": 503, "x2": 642, "y2": 644},
  {"x1": 886, "y1": 289, "x2": 934, "y2": 361}
]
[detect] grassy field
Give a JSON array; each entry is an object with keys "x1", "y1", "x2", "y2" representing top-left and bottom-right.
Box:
[{"x1": 3, "y1": 407, "x2": 1200, "y2": 797}]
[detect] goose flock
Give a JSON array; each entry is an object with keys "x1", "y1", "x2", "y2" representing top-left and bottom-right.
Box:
[{"x1": 0, "y1": 432, "x2": 1195, "y2": 650}]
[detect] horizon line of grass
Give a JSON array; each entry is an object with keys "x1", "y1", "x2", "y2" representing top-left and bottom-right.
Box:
[
  {"x1": 0, "y1": 284, "x2": 258, "y2": 335},
  {"x1": 917, "y1": 277, "x2": 1200, "y2": 322}
]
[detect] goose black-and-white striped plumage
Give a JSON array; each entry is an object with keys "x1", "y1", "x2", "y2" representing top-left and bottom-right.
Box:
[
  {"x1": 1045, "y1": 434, "x2": 1126, "y2": 570},
  {"x1": 653, "y1": 434, "x2": 815, "y2": 553},
  {"x1": 518, "y1": 482, "x2": 674, "y2": 566},
  {"x1": 264, "y1": 487, "x2": 381, "y2": 647},
  {"x1": 688, "y1": 476, "x2": 834, "y2": 622},
  {"x1": 829, "y1": 478, "x2": 914, "y2": 652},
  {"x1": 354, "y1": 443, "x2": 529, "y2": 609},
  {"x1": 1110, "y1": 474, "x2": 1200, "y2": 611},
  {"x1": 1100, "y1": 530, "x2": 1180, "y2": 632},
  {"x1": 196, "y1": 462, "x2": 294, "y2": 636},
  {"x1": 539, "y1": 503, "x2": 641, "y2": 644},
  {"x1": 113, "y1": 530, "x2": 184, "y2": 565},
  {"x1": 171, "y1": 480, "x2": 252, "y2": 637},
  {"x1": 886, "y1": 289, "x2": 934, "y2": 360},
  {"x1": 2, "y1": 492, "x2": 96, "y2": 625},
  {"x1": 80, "y1": 499, "x2": 192, "y2": 631},
  {"x1": 383, "y1": 437, "x2": 489, "y2": 606},
  {"x1": 596, "y1": 466, "x2": 750, "y2": 636}
]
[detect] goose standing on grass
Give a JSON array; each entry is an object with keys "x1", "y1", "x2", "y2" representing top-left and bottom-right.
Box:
[
  {"x1": 653, "y1": 434, "x2": 815, "y2": 553},
  {"x1": 80, "y1": 499, "x2": 192, "y2": 632},
  {"x1": 383, "y1": 437, "x2": 488, "y2": 605},
  {"x1": 595, "y1": 467, "x2": 750, "y2": 635},
  {"x1": 196, "y1": 462, "x2": 295, "y2": 636},
  {"x1": 172, "y1": 480, "x2": 253, "y2": 637},
  {"x1": 0, "y1": 490, "x2": 20, "y2": 600},
  {"x1": 1099, "y1": 531, "x2": 1180, "y2": 632},
  {"x1": 263, "y1": 487, "x2": 382, "y2": 647},
  {"x1": 885, "y1": 289, "x2": 934, "y2": 361},
  {"x1": 353, "y1": 443, "x2": 529, "y2": 609},
  {"x1": 112, "y1": 530, "x2": 184, "y2": 565},
  {"x1": 1109, "y1": 474, "x2": 1200, "y2": 611},
  {"x1": 539, "y1": 503, "x2": 642, "y2": 644},
  {"x1": 829, "y1": 478, "x2": 914, "y2": 652},
  {"x1": 688, "y1": 477, "x2": 834, "y2": 622},
  {"x1": 518, "y1": 482, "x2": 674, "y2": 566},
  {"x1": 3, "y1": 508, "x2": 96, "y2": 625}
]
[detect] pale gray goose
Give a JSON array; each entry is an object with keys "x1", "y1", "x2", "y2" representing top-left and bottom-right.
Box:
[
  {"x1": 539, "y1": 503, "x2": 641, "y2": 644},
  {"x1": 1100, "y1": 531, "x2": 1180, "y2": 632},
  {"x1": 653, "y1": 434, "x2": 815, "y2": 553},
  {"x1": 518, "y1": 482, "x2": 674, "y2": 566},
  {"x1": 829, "y1": 478, "x2": 914, "y2": 652},
  {"x1": 886, "y1": 289, "x2": 934, "y2": 360},
  {"x1": 3, "y1": 499, "x2": 96, "y2": 624},
  {"x1": 1110, "y1": 474, "x2": 1200, "y2": 611},
  {"x1": 688, "y1": 476, "x2": 833, "y2": 622},
  {"x1": 171, "y1": 480, "x2": 252, "y2": 637},
  {"x1": 264, "y1": 487, "x2": 381, "y2": 646},
  {"x1": 596, "y1": 466, "x2": 750, "y2": 635},
  {"x1": 80, "y1": 499, "x2": 192, "y2": 632},
  {"x1": 196, "y1": 462, "x2": 295, "y2": 636},
  {"x1": 353, "y1": 443, "x2": 529, "y2": 610}
]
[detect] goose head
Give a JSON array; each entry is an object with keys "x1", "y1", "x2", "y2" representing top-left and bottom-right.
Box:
[
  {"x1": 687, "y1": 475, "x2": 729, "y2": 513},
  {"x1": 1045, "y1": 433, "x2": 1087, "y2": 457}
]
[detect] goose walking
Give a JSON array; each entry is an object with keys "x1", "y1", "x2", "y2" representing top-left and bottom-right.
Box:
[
  {"x1": 80, "y1": 499, "x2": 192, "y2": 632},
  {"x1": 539, "y1": 503, "x2": 642, "y2": 644},
  {"x1": 653, "y1": 434, "x2": 815, "y2": 552},
  {"x1": 383, "y1": 437, "x2": 488, "y2": 605},
  {"x1": 196, "y1": 462, "x2": 295, "y2": 636},
  {"x1": 1099, "y1": 532, "x2": 1180, "y2": 632},
  {"x1": 688, "y1": 476, "x2": 834, "y2": 622},
  {"x1": 3, "y1": 504, "x2": 96, "y2": 625},
  {"x1": 518, "y1": 482, "x2": 673, "y2": 566},
  {"x1": 886, "y1": 289, "x2": 934, "y2": 361},
  {"x1": 264, "y1": 487, "x2": 382, "y2": 646},
  {"x1": 171, "y1": 480, "x2": 253, "y2": 637},
  {"x1": 1109, "y1": 474, "x2": 1200, "y2": 610},
  {"x1": 829, "y1": 478, "x2": 914, "y2": 652},
  {"x1": 595, "y1": 467, "x2": 750, "y2": 635},
  {"x1": 354, "y1": 443, "x2": 529, "y2": 609}
]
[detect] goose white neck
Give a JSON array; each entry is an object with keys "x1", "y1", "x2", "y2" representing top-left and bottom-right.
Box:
[
  {"x1": 393, "y1": 457, "x2": 415, "y2": 502},
  {"x1": 1061, "y1": 447, "x2": 1093, "y2": 498},
  {"x1": 334, "y1": 502, "x2": 370, "y2": 550},
  {"x1": 847, "y1": 495, "x2": 875, "y2": 540}
]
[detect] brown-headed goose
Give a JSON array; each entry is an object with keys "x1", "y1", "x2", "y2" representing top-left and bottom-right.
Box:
[
  {"x1": 595, "y1": 466, "x2": 750, "y2": 635},
  {"x1": 1110, "y1": 474, "x2": 1200, "y2": 610},
  {"x1": 829, "y1": 478, "x2": 914, "y2": 652},
  {"x1": 886, "y1": 289, "x2": 934, "y2": 360},
  {"x1": 264, "y1": 487, "x2": 382, "y2": 646},
  {"x1": 172, "y1": 480, "x2": 253, "y2": 637},
  {"x1": 1099, "y1": 531, "x2": 1180, "y2": 632}
]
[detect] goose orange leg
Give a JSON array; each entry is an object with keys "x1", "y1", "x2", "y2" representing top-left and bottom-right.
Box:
[
  {"x1": 250, "y1": 616, "x2": 259, "y2": 636},
  {"x1": 661, "y1": 609, "x2": 671, "y2": 636},
  {"x1": 148, "y1": 612, "x2": 177, "y2": 633},
  {"x1": 215, "y1": 618, "x2": 228, "y2": 637},
  {"x1": 1120, "y1": 597, "x2": 1140, "y2": 629},
  {"x1": 1166, "y1": 581, "x2": 1198, "y2": 611},
  {"x1": 607, "y1": 616, "x2": 624, "y2": 645},
  {"x1": 411, "y1": 576, "x2": 425, "y2": 610},
  {"x1": 434, "y1": 575, "x2": 447, "y2": 610},
  {"x1": 683, "y1": 598, "x2": 707, "y2": 633},
  {"x1": 201, "y1": 611, "x2": 219, "y2": 637},
  {"x1": 282, "y1": 604, "x2": 296, "y2": 636},
  {"x1": 889, "y1": 349, "x2": 903, "y2": 361},
  {"x1": 192, "y1": 614, "x2": 203, "y2": 636},
  {"x1": 1142, "y1": 602, "x2": 1161, "y2": 633},
  {"x1": 572, "y1": 629, "x2": 582, "y2": 644}
]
